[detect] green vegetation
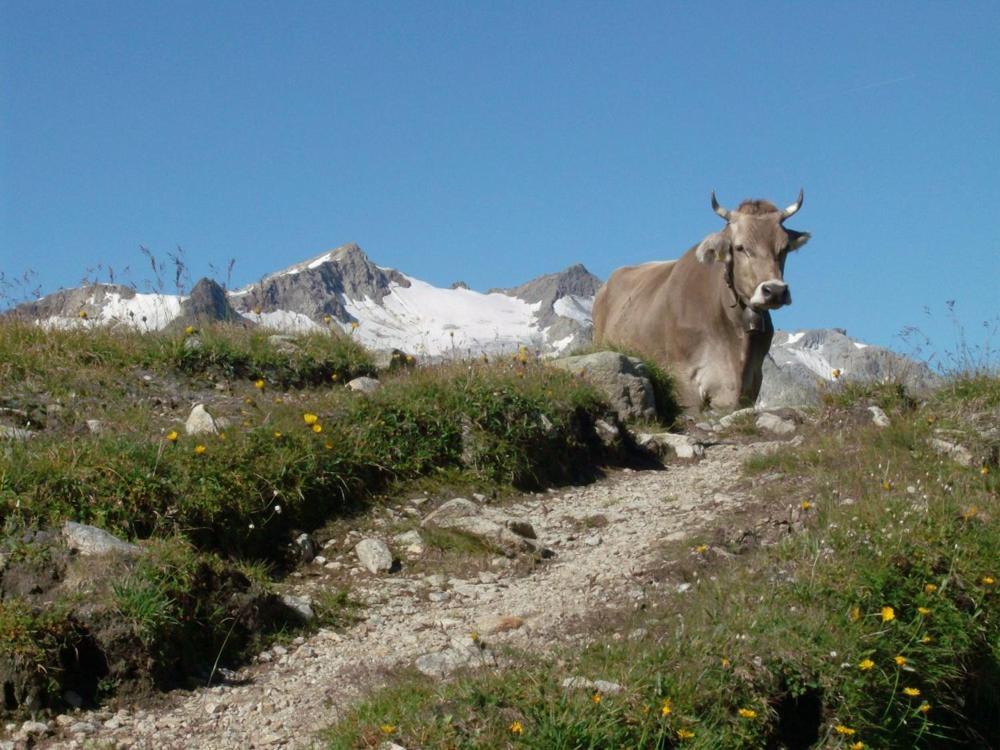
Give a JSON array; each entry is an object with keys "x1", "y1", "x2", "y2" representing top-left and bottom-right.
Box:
[
  {"x1": 0, "y1": 320, "x2": 616, "y2": 713},
  {"x1": 322, "y1": 375, "x2": 998, "y2": 749}
]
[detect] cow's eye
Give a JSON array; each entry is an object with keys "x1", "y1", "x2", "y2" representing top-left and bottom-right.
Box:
[{"x1": 735, "y1": 245, "x2": 749, "y2": 255}]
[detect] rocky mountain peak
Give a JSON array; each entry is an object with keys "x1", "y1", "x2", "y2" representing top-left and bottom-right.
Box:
[
  {"x1": 171, "y1": 278, "x2": 246, "y2": 329},
  {"x1": 490, "y1": 263, "x2": 602, "y2": 304}
]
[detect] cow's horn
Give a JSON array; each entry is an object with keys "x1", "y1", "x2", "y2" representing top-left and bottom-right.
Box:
[
  {"x1": 780, "y1": 189, "x2": 804, "y2": 220},
  {"x1": 710, "y1": 192, "x2": 731, "y2": 221}
]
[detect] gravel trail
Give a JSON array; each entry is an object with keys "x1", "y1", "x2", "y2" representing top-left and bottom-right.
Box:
[{"x1": 40, "y1": 440, "x2": 776, "y2": 750}]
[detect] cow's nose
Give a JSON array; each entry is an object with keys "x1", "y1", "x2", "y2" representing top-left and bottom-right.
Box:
[{"x1": 761, "y1": 281, "x2": 791, "y2": 305}]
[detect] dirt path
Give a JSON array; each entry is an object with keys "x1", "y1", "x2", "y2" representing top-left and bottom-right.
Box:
[{"x1": 40, "y1": 439, "x2": 779, "y2": 750}]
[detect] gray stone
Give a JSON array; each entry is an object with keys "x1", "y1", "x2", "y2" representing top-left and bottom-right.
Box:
[
  {"x1": 414, "y1": 637, "x2": 496, "y2": 678},
  {"x1": 593, "y1": 418, "x2": 621, "y2": 448},
  {"x1": 85, "y1": 419, "x2": 104, "y2": 434},
  {"x1": 394, "y1": 529, "x2": 423, "y2": 547},
  {"x1": 280, "y1": 594, "x2": 315, "y2": 622},
  {"x1": 422, "y1": 501, "x2": 549, "y2": 558},
  {"x1": 355, "y1": 538, "x2": 394, "y2": 573},
  {"x1": 929, "y1": 437, "x2": 974, "y2": 467},
  {"x1": 185, "y1": 403, "x2": 218, "y2": 436},
  {"x1": 18, "y1": 721, "x2": 50, "y2": 737},
  {"x1": 0, "y1": 425, "x2": 32, "y2": 441},
  {"x1": 718, "y1": 407, "x2": 756, "y2": 429},
  {"x1": 347, "y1": 376, "x2": 380, "y2": 393},
  {"x1": 69, "y1": 721, "x2": 95, "y2": 734},
  {"x1": 636, "y1": 432, "x2": 705, "y2": 459},
  {"x1": 868, "y1": 405, "x2": 891, "y2": 428},
  {"x1": 756, "y1": 412, "x2": 797, "y2": 435},
  {"x1": 549, "y1": 351, "x2": 657, "y2": 422},
  {"x1": 62, "y1": 521, "x2": 141, "y2": 557},
  {"x1": 561, "y1": 677, "x2": 624, "y2": 694}
]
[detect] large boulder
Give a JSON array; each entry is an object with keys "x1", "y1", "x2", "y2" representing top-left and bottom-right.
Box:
[
  {"x1": 549, "y1": 351, "x2": 657, "y2": 422},
  {"x1": 421, "y1": 499, "x2": 549, "y2": 558}
]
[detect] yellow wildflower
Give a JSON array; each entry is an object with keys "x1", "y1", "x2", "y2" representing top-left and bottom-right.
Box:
[
  {"x1": 694, "y1": 544, "x2": 708, "y2": 554},
  {"x1": 981, "y1": 466, "x2": 990, "y2": 476},
  {"x1": 312, "y1": 424, "x2": 322, "y2": 433},
  {"x1": 903, "y1": 687, "x2": 921, "y2": 697},
  {"x1": 800, "y1": 500, "x2": 813, "y2": 510},
  {"x1": 166, "y1": 430, "x2": 179, "y2": 442},
  {"x1": 832, "y1": 368, "x2": 841, "y2": 379},
  {"x1": 591, "y1": 693, "x2": 602, "y2": 704},
  {"x1": 660, "y1": 698, "x2": 672, "y2": 717},
  {"x1": 924, "y1": 583, "x2": 938, "y2": 594},
  {"x1": 323, "y1": 315, "x2": 332, "y2": 323},
  {"x1": 380, "y1": 724, "x2": 395, "y2": 734},
  {"x1": 331, "y1": 372, "x2": 339, "y2": 381},
  {"x1": 894, "y1": 655, "x2": 907, "y2": 666},
  {"x1": 324, "y1": 441, "x2": 333, "y2": 449},
  {"x1": 510, "y1": 720, "x2": 523, "y2": 734},
  {"x1": 962, "y1": 505, "x2": 979, "y2": 519},
  {"x1": 194, "y1": 444, "x2": 206, "y2": 455},
  {"x1": 917, "y1": 607, "x2": 931, "y2": 616},
  {"x1": 677, "y1": 728, "x2": 695, "y2": 740},
  {"x1": 303, "y1": 413, "x2": 319, "y2": 425},
  {"x1": 851, "y1": 743, "x2": 865, "y2": 750},
  {"x1": 917, "y1": 701, "x2": 931, "y2": 713},
  {"x1": 738, "y1": 708, "x2": 757, "y2": 719},
  {"x1": 254, "y1": 379, "x2": 265, "y2": 390},
  {"x1": 882, "y1": 480, "x2": 893, "y2": 491},
  {"x1": 273, "y1": 431, "x2": 282, "y2": 439},
  {"x1": 350, "y1": 321, "x2": 359, "y2": 330},
  {"x1": 881, "y1": 606, "x2": 896, "y2": 622},
  {"x1": 835, "y1": 724, "x2": 856, "y2": 736},
  {"x1": 981, "y1": 576, "x2": 995, "y2": 586},
  {"x1": 921, "y1": 635, "x2": 934, "y2": 644},
  {"x1": 858, "y1": 658, "x2": 875, "y2": 671},
  {"x1": 185, "y1": 325, "x2": 195, "y2": 335},
  {"x1": 721, "y1": 657, "x2": 731, "y2": 668},
  {"x1": 78, "y1": 309, "x2": 88, "y2": 319},
  {"x1": 849, "y1": 606, "x2": 861, "y2": 622}
]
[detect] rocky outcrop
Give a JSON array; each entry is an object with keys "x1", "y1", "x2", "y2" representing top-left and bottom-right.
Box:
[
  {"x1": 230, "y1": 243, "x2": 411, "y2": 325},
  {"x1": 549, "y1": 352, "x2": 657, "y2": 422},
  {"x1": 759, "y1": 329, "x2": 939, "y2": 408},
  {"x1": 170, "y1": 278, "x2": 247, "y2": 329}
]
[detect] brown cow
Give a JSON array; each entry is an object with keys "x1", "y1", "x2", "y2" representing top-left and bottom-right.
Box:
[{"x1": 593, "y1": 192, "x2": 811, "y2": 412}]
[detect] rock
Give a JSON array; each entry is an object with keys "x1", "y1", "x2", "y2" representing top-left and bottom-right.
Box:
[
  {"x1": 185, "y1": 403, "x2": 218, "y2": 436},
  {"x1": 929, "y1": 437, "x2": 974, "y2": 466},
  {"x1": 561, "y1": 677, "x2": 624, "y2": 694},
  {"x1": 268, "y1": 335, "x2": 300, "y2": 354},
  {"x1": 756, "y1": 412, "x2": 797, "y2": 435},
  {"x1": 718, "y1": 407, "x2": 756, "y2": 429},
  {"x1": 422, "y1": 500, "x2": 550, "y2": 557},
  {"x1": 68, "y1": 721, "x2": 95, "y2": 734},
  {"x1": 0, "y1": 425, "x2": 32, "y2": 441},
  {"x1": 415, "y1": 637, "x2": 496, "y2": 678},
  {"x1": 85, "y1": 419, "x2": 104, "y2": 434},
  {"x1": 505, "y1": 520, "x2": 537, "y2": 539},
  {"x1": 62, "y1": 521, "x2": 141, "y2": 557},
  {"x1": 280, "y1": 594, "x2": 315, "y2": 622},
  {"x1": 347, "y1": 376, "x2": 380, "y2": 393},
  {"x1": 18, "y1": 721, "x2": 51, "y2": 739},
  {"x1": 355, "y1": 538, "x2": 394, "y2": 573},
  {"x1": 394, "y1": 529, "x2": 423, "y2": 546},
  {"x1": 593, "y1": 418, "x2": 622, "y2": 448},
  {"x1": 294, "y1": 533, "x2": 318, "y2": 564},
  {"x1": 867, "y1": 405, "x2": 891, "y2": 427},
  {"x1": 636, "y1": 432, "x2": 705, "y2": 459},
  {"x1": 549, "y1": 352, "x2": 657, "y2": 422}
]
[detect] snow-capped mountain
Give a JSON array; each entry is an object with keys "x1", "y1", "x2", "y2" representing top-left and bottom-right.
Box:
[
  {"x1": 14, "y1": 243, "x2": 598, "y2": 356},
  {"x1": 8, "y1": 243, "x2": 936, "y2": 405}
]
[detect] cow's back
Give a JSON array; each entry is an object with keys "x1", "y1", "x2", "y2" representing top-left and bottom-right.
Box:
[{"x1": 593, "y1": 260, "x2": 677, "y2": 351}]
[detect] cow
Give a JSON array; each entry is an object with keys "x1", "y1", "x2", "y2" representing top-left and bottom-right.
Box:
[{"x1": 592, "y1": 191, "x2": 811, "y2": 412}]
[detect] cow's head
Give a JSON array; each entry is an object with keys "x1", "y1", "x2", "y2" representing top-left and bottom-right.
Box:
[{"x1": 695, "y1": 191, "x2": 810, "y2": 311}]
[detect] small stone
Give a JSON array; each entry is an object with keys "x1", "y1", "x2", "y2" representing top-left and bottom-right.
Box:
[
  {"x1": 62, "y1": 521, "x2": 141, "y2": 557},
  {"x1": 867, "y1": 405, "x2": 891, "y2": 428},
  {"x1": 312, "y1": 555, "x2": 327, "y2": 565},
  {"x1": 756, "y1": 412, "x2": 797, "y2": 435},
  {"x1": 205, "y1": 701, "x2": 224, "y2": 715},
  {"x1": 69, "y1": 721, "x2": 95, "y2": 734},
  {"x1": 185, "y1": 403, "x2": 218, "y2": 435},
  {"x1": 347, "y1": 376, "x2": 380, "y2": 393},
  {"x1": 19, "y1": 720, "x2": 50, "y2": 736},
  {"x1": 85, "y1": 419, "x2": 104, "y2": 434},
  {"x1": 281, "y1": 594, "x2": 315, "y2": 622},
  {"x1": 355, "y1": 538, "x2": 395, "y2": 574},
  {"x1": 476, "y1": 615, "x2": 524, "y2": 633}
]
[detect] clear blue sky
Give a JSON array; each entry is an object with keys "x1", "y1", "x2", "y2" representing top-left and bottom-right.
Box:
[{"x1": 2, "y1": 1, "x2": 998, "y2": 363}]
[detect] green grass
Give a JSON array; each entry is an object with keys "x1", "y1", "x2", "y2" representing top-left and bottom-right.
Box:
[{"x1": 322, "y1": 375, "x2": 999, "y2": 749}]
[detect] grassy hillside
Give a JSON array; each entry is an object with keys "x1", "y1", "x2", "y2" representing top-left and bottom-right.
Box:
[
  {"x1": 0, "y1": 321, "x2": 617, "y2": 713},
  {"x1": 322, "y1": 377, "x2": 999, "y2": 749}
]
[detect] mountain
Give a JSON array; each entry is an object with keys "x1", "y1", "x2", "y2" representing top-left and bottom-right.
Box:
[
  {"x1": 8, "y1": 244, "x2": 937, "y2": 405},
  {"x1": 759, "y1": 328, "x2": 939, "y2": 408}
]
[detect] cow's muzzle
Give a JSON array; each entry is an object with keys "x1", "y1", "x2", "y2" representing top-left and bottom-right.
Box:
[{"x1": 750, "y1": 280, "x2": 791, "y2": 310}]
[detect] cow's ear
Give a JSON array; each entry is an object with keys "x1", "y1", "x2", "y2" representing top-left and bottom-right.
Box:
[
  {"x1": 786, "y1": 230, "x2": 811, "y2": 251},
  {"x1": 696, "y1": 232, "x2": 731, "y2": 264}
]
